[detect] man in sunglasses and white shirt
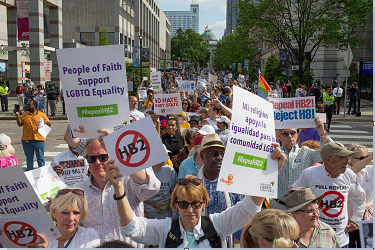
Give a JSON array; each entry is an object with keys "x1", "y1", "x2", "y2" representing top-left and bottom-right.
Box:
[{"x1": 270, "y1": 117, "x2": 333, "y2": 209}]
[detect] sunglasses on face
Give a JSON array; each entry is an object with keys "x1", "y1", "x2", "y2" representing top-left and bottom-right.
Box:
[
  {"x1": 176, "y1": 201, "x2": 204, "y2": 209},
  {"x1": 177, "y1": 178, "x2": 203, "y2": 186},
  {"x1": 57, "y1": 189, "x2": 84, "y2": 196},
  {"x1": 182, "y1": 103, "x2": 188, "y2": 105},
  {"x1": 86, "y1": 154, "x2": 109, "y2": 163},
  {"x1": 354, "y1": 155, "x2": 369, "y2": 161},
  {"x1": 282, "y1": 131, "x2": 297, "y2": 137}
]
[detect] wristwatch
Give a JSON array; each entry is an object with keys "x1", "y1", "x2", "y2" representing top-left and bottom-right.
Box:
[{"x1": 320, "y1": 132, "x2": 328, "y2": 138}]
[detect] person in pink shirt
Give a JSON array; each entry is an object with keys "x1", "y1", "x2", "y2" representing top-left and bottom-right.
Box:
[{"x1": 0, "y1": 134, "x2": 18, "y2": 168}]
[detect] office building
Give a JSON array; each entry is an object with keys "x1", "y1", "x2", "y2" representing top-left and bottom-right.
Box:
[{"x1": 164, "y1": 0, "x2": 199, "y2": 37}]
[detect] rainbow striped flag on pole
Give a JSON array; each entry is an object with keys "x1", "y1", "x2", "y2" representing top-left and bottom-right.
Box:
[{"x1": 257, "y1": 70, "x2": 271, "y2": 99}]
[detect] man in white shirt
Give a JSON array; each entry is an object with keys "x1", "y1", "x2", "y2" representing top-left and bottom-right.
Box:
[
  {"x1": 293, "y1": 142, "x2": 366, "y2": 247},
  {"x1": 333, "y1": 83, "x2": 343, "y2": 115},
  {"x1": 129, "y1": 96, "x2": 145, "y2": 123},
  {"x1": 205, "y1": 104, "x2": 220, "y2": 126}
]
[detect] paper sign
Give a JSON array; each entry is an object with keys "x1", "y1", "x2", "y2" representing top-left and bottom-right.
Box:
[
  {"x1": 103, "y1": 116, "x2": 169, "y2": 176},
  {"x1": 0, "y1": 165, "x2": 61, "y2": 248},
  {"x1": 175, "y1": 77, "x2": 182, "y2": 81},
  {"x1": 268, "y1": 97, "x2": 316, "y2": 129},
  {"x1": 217, "y1": 86, "x2": 278, "y2": 198},
  {"x1": 315, "y1": 112, "x2": 326, "y2": 123},
  {"x1": 56, "y1": 44, "x2": 130, "y2": 138},
  {"x1": 208, "y1": 75, "x2": 217, "y2": 84},
  {"x1": 25, "y1": 165, "x2": 66, "y2": 204},
  {"x1": 151, "y1": 71, "x2": 162, "y2": 93},
  {"x1": 37, "y1": 119, "x2": 51, "y2": 139},
  {"x1": 59, "y1": 159, "x2": 88, "y2": 187},
  {"x1": 196, "y1": 79, "x2": 206, "y2": 92},
  {"x1": 143, "y1": 77, "x2": 148, "y2": 81},
  {"x1": 179, "y1": 80, "x2": 195, "y2": 95},
  {"x1": 154, "y1": 93, "x2": 183, "y2": 115},
  {"x1": 138, "y1": 87, "x2": 147, "y2": 102}
]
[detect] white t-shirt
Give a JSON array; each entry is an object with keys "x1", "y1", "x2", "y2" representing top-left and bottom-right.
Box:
[
  {"x1": 48, "y1": 226, "x2": 100, "y2": 248},
  {"x1": 129, "y1": 109, "x2": 145, "y2": 123},
  {"x1": 205, "y1": 117, "x2": 217, "y2": 126},
  {"x1": 333, "y1": 87, "x2": 343, "y2": 97},
  {"x1": 293, "y1": 164, "x2": 366, "y2": 247},
  {"x1": 355, "y1": 165, "x2": 373, "y2": 204}
]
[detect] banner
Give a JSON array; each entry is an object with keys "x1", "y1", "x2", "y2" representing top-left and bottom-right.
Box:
[
  {"x1": 154, "y1": 93, "x2": 183, "y2": 115},
  {"x1": 56, "y1": 44, "x2": 130, "y2": 138},
  {"x1": 159, "y1": 59, "x2": 165, "y2": 71},
  {"x1": 103, "y1": 116, "x2": 169, "y2": 176},
  {"x1": 141, "y1": 47, "x2": 150, "y2": 67},
  {"x1": 217, "y1": 86, "x2": 278, "y2": 197},
  {"x1": 151, "y1": 71, "x2": 162, "y2": 93},
  {"x1": 279, "y1": 49, "x2": 287, "y2": 70},
  {"x1": 178, "y1": 80, "x2": 195, "y2": 95},
  {"x1": 0, "y1": 166, "x2": 61, "y2": 248},
  {"x1": 173, "y1": 60, "x2": 178, "y2": 69},
  {"x1": 127, "y1": 78, "x2": 134, "y2": 92},
  {"x1": 17, "y1": 1, "x2": 29, "y2": 41},
  {"x1": 268, "y1": 96, "x2": 316, "y2": 129},
  {"x1": 132, "y1": 46, "x2": 140, "y2": 68}
]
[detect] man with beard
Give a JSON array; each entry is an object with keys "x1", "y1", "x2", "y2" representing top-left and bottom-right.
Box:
[{"x1": 129, "y1": 96, "x2": 145, "y2": 123}]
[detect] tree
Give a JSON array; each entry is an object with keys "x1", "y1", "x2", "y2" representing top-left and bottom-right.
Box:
[
  {"x1": 99, "y1": 28, "x2": 109, "y2": 46},
  {"x1": 126, "y1": 62, "x2": 150, "y2": 96},
  {"x1": 171, "y1": 28, "x2": 210, "y2": 68},
  {"x1": 263, "y1": 53, "x2": 283, "y2": 83},
  {"x1": 236, "y1": 0, "x2": 372, "y2": 84}
]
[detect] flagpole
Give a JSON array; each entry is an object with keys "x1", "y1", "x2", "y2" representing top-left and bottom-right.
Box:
[{"x1": 258, "y1": 69, "x2": 261, "y2": 94}]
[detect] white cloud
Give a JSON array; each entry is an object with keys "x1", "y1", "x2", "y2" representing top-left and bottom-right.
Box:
[
  {"x1": 206, "y1": 20, "x2": 226, "y2": 39},
  {"x1": 220, "y1": 5, "x2": 226, "y2": 14}
]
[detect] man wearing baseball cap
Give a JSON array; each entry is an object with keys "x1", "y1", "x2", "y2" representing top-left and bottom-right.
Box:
[
  {"x1": 216, "y1": 116, "x2": 230, "y2": 146},
  {"x1": 292, "y1": 142, "x2": 365, "y2": 247},
  {"x1": 284, "y1": 187, "x2": 340, "y2": 248}
]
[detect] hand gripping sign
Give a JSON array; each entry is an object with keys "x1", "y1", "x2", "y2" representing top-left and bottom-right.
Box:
[{"x1": 103, "y1": 116, "x2": 169, "y2": 176}]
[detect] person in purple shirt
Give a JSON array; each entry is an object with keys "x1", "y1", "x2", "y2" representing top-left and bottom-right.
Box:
[{"x1": 298, "y1": 128, "x2": 321, "y2": 147}]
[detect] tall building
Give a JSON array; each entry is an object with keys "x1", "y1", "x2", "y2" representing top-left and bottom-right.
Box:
[
  {"x1": 164, "y1": 0, "x2": 199, "y2": 37},
  {"x1": 226, "y1": 0, "x2": 239, "y2": 36}
]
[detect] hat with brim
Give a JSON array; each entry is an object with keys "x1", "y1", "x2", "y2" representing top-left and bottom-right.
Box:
[
  {"x1": 198, "y1": 133, "x2": 225, "y2": 154},
  {"x1": 198, "y1": 125, "x2": 215, "y2": 135},
  {"x1": 320, "y1": 142, "x2": 355, "y2": 159},
  {"x1": 284, "y1": 187, "x2": 324, "y2": 213}
]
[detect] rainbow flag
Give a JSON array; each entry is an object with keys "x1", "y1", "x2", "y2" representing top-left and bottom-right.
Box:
[{"x1": 258, "y1": 74, "x2": 271, "y2": 99}]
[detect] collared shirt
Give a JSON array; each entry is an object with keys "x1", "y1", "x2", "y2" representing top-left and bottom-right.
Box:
[
  {"x1": 298, "y1": 128, "x2": 321, "y2": 147},
  {"x1": 278, "y1": 137, "x2": 333, "y2": 202},
  {"x1": 333, "y1": 87, "x2": 343, "y2": 97},
  {"x1": 79, "y1": 168, "x2": 160, "y2": 247},
  {"x1": 20, "y1": 111, "x2": 50, "y2": 141},
  {"x1": 120, "y1": 195, "x2": 260, "y2": 247},
  {"x1": 297, "y1": 221, "x2": 340, "y2": 248},
  {"x1": 178, "y1": 153, "x2": 200, "y2": 179},
  {"x1": 162, "y1": 133, "x2": 185, "y2": 157}
]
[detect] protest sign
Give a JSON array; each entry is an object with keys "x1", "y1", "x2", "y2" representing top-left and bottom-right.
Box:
[
  {"x1": 201, "y1": 94, "x2": 209, "y2": 104},
  {"x1": 316, "y1": 112, "x2": 326, "y2": 123},
  {"x1": 56, "y1": 44, "x2": 130, "y2": 138},
  {"x1": 151, "y1": 71, "x2": 162, "y2": 93},
  {"x1": 37, "y1": 119, "x2": 51, "y2": 139},
  {"x1": 268, "y1": 96, "x2": 316, "y2": 129},
  {"x1": 178, "y1": 80, "x2": 195, "y2": 95},
  {"x1": 103, "y1": 116, "x2": 169, "y2": 176},
  {"x1": 196, "y1": 78, "x2": 206, "y2": 92},
  {"x1": 0, "y1": 165, "x2": 61, "y2": 248},
  {"x1": 208, "y1": 74, "x2": 217, "y2": 84},
  {"x1": 153, "y1": 93, "x2": 182, "y2": 115},
  {"x1": 217, "y1": 86, "x2": 278, "y2": 197},
  {"x1": 175, "y1": 77, "x2": 182, "y2": 81},
  {"x1": 359, "y1": 220, "x2": 373, "y2": 248},
  {"x1": 25, "y1": 165, "x2": 66, "y2": 204},
  {"x1": 138, "y1": 87, "x2": 147, "y2": 102}
]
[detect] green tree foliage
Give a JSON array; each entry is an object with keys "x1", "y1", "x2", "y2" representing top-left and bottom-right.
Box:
[
  {"x1": 126, "y1": 62, "x2": 150, "y2": 96},
  {"x1": 263, "y1": 53, "x2": 282, "y2": 83},
  {"x1": 236, "y1": 0, "x2": 372, "y2": 84},
  {"x1": 99, "y1": 28, "x2": 109, "y2": 46},
  {"x1": 171, "y1": 28, "x2": 210, "y2": 68}
]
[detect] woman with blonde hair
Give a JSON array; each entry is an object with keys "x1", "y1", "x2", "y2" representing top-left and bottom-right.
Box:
[
  {"x1": 0, "y1": 134, "x2": 18, "y2": 168},
  {"x1": 241, "y1": 209, "x2": 300, "y2": 248}
]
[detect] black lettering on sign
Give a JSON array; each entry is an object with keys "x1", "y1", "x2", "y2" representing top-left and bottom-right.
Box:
[{"x1": 137, "y1": 139, "x2": 148, "y2": 151}]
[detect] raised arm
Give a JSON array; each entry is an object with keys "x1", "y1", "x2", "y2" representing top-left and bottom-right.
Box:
[{"x1": 350, "y1": 153, "x2": 373, "y2": 174}]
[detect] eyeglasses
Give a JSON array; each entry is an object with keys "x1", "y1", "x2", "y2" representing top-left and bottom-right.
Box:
[
  {"x1": 204, "y1": 150, "x2": 225, "y2": 157},
  {"x1": 182, "y1": 103, "x2": 188, "y2": 105},
  {"x1": 177, "y1": 178, "x2": 202, "y2": 186},
  {"x1": 354, "y1": 155, "x2": 369, "y2": 161},
  {"x1": 148, "y1": 94, "x2": 153, "y2": 97},
  {"x1": 331, "y1": 155, "x2": 352, "y2": 162},
  {"x1": 282, "y1": 131, "x2": 297, "y2": 137},
  {"x1": 57, "y1": 189, "x2": 84, "y2": 196},
  {"x1": 86, "y1": 154, "x2": 109, "y2": 163},
  {"x1": 176, "y1": 201, "x2": 204, "y2": 209},
  {"x1": 265, "y1": 234, "x2": 301, "y2": 244},
  {"x1": 297, "y1": 208, "x2": 321, "y2": 215}
]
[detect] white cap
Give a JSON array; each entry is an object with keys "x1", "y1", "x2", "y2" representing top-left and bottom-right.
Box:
[
  {"x1": 216, "y1": 116, "x2": 230, "y2": 123},
  {"x1": 198, "y1": 125, "x2": 215, "y2": 135},
  {"x1": 0, "y1": 134, "x2": 11, "y2": 150}
]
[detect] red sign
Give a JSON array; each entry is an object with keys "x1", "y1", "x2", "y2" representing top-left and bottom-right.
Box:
[
  {"x1": 4, "y1": 221, "x2": 38, "y2": 246},
  {"x1": 319, "y1": 191, "x2": 345, "y2": 218},
  {"x1": 115, "y1": 130, "x2": 150, "y2": 167},
  {"x1": 44, "y1": 61, "x2": 52, "y2": 73}
]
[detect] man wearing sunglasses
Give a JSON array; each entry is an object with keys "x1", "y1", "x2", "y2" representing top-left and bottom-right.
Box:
[
  {"x1": 271, "y1": 117, "x2": 332, "y2": 209},
  {"x1": 293, "y1": 142, "x2": 366, "y2": 248},
  {"x1": 79, "y1": 138, "x2": 160, "y2": 247}
]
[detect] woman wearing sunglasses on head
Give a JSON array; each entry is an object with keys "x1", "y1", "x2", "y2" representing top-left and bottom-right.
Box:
[
  {"x1": 106, "y1": 165, "x2": 265, "y2": 248},
  {"x1": 26, "y1": 187, "x2": 100, "y2": 248}
]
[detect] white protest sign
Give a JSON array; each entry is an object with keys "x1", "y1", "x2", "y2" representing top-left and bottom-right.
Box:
[
  {"x1": 175, "y1": 77, "x2": 182, "y2": 81},
  {"x1": 103, "y1": 116, "x2": 169, "y2": 176},
  {"x1": 151, "y1": 71, "x2": 162, "y2": 93},
  {"x1": 0, "y1": 165, "x2": 61, "y2": 247},
  {"x1": 25, "y1": 165, "x2": 66, "y2": 204},
  {"x1": 58, "y1": 159, "x2": 88, "y2": 187},
  {"x1": 178, "y1": 80, "x2": 195, "y2": 95},
  {"x1": 196, "y1": 78, "x2": 206, "y2": 92},
  {"x1": 154, "y1": 93, "x2": 183, "y2": 115},
  {"x1": 37, "y1": 119, "x2": 51, "y2": 139},
  {"x1": 56, "y1": 44, "x2": 130, "y2": 138},
  {"x1": 143, "y1": 77, "x2": 148, "y2": 81},
  {"x1": 268, "y1": 96, "x2": 316, "y2": 129},
  {"x1": 217, "y1": 86, "x2": 278, "y2": 198},
  {"x1": 208, "y1": 74, "x2": 217, "y2": 84},
  {"x1": 138, "y1": 87, "x2": 147, "y2": 102},
  {"x1": 316, "y1": 112, "x2": 326, "y2": 123}
]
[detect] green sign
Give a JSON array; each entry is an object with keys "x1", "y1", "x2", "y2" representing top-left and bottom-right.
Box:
[
  {"x1": 40, "y1": 186, "x2": 61, "y2": 201},
  {"x1": 233, "y1": 152, "x2": 267, "y2": 170},
  {"x1": 77, "y1": 104, "x2": 118, "y2": 117}
]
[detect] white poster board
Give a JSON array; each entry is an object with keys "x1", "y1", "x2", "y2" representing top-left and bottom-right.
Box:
[
  {"x1": 268, "y1": 96, "x2": 316, "y2": 129},
  {"x1": 154, "y1": 93, "x2": 183, "y2": 115},
  {"x1": 217, "y1": 86, "x2": 278, "y2": 198},
  {"x1": 359, "y1": 220, "x2": 373, "y2": 248},
  {"x1": 103, "y1": 116, "x2": 169, "y2": 176},
  {"x1": 0, "y1": 165, "x2": 61, "y2": 248},
  {"x1": 208, "y1": 74, "x2": 217, "y2": 84},
  {"x1": 25, "y1": 165, "x2": 66, "y2": 204},
  {"x1": 37, "y1": 119, "x2": 51, "y2": 139},
  {"x1": 175, "y1": 77, "x2": 182, "y2": 81},
  {"x1": 196, "y1": 79, "x2": 206, "y2": 92},
  {"x1": 56, "y1": 44, "x2": 130, "y2": 138},
  {"x1": 178, "y1": 80, "x2": 195, "y2": 95},
  {"x1": 138, "y1": 87, "x2": 147, "y2": 102},
  {"x1": 151, "y1": 71, "x2": 162, "y2": 93}
]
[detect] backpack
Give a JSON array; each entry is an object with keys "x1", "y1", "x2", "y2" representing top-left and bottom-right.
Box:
[{"x1": 165, "y1": 216, "x2": 222, "y2": 248}]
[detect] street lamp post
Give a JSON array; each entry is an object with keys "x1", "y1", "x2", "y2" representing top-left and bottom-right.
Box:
[
  {"x1": 139, "y1": 35, "x2": 143, "y2": 89},
  {"x1": 258, "y1": 47, "x2": 261, "y2": 71},
  {"x1": 286, "y1": 37, "x2": 291, "y2": 80}
]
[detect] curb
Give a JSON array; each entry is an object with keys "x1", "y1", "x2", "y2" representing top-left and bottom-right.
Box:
[{"x1": 0, "y1": 116, "x2": 68, "y2": 121}]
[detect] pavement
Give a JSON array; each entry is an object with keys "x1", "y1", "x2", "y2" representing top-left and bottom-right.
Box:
[{"x1": 0, "y1": 96, "x2": 372, "y2": 122}]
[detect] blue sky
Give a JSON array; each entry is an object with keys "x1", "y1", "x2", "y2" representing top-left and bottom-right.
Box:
[{"x1": 157, "y1": 0, "x2": 227, "y2": 40}]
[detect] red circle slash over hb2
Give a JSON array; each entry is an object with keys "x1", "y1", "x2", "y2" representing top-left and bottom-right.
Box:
[
  {"x1": 3, "y1": 221, "x2": 38, "y2": 246},
  {"x1": 319, "y1": 191, "x2": 345, "y2": 218},
  {"x1": 115, "y1": 130, "x2": 150, "y2": 167}
]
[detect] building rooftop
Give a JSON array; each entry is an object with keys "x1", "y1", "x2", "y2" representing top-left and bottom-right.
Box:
[{"x1": 202, "y1": 29, "x2": 218, "y2": 41}]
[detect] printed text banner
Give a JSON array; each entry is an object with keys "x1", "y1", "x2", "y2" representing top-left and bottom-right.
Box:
[
  {"x1": 269, "y1": 96, "x2": 316, "y2": 129},
  {"x1": 56, "y1": 45, "x2": 130, "y2": 138},
  {"x1": 154, "y1": 93, "x2": 183, "y2": 115},
  {"x1": 217, "y1": 86, "x2": 278, "y2": 198},
  {"x1": 151, "y1": 71, "x2": 162, "y2": 93}
]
